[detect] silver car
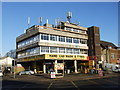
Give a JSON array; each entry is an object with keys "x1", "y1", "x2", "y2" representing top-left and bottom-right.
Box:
[{"x1": 19, "y1": 70, "x2": 35, "y2": 75}]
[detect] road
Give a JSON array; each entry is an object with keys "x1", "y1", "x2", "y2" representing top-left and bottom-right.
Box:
[{"x1": 1, "y1": 73, "x2": 120, "y2": 90}]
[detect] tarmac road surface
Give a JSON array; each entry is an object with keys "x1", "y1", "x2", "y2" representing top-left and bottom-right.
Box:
[{"x1": 2, "y1": 73, "x2": 120, "y2": 90}]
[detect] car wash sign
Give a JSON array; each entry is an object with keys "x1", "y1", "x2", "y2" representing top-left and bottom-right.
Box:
[
  {"x1": 54, "y1": 63, "x2": 64, "y2": 70},
  {"x1": 45, "y1": 54, "x2": 88, "y2": 60}
]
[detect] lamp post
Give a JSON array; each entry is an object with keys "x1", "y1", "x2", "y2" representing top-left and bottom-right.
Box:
[{"x1": 12, "y1": 60, "x2": 17, "y2": 79}]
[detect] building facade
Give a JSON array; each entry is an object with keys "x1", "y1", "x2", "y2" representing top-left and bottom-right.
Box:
[
  {"x1": 88, "y1": 26, "x2": 101, "y2": 69},
  {"x1": 16, "y1": 14, "x2": 119, "y2": 74},
  {"x1": 16, "y1": 22, "x2": 89, "y2": 74},
  {"x1": 100, "y1": 41, "x2": 120, "y2": 69}
]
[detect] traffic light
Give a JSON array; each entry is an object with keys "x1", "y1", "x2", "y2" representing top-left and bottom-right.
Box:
[{"x1": 12, "y1": 60, "x2": 17, "y2": 66}]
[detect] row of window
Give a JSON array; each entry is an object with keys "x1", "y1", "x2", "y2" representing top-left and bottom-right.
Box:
[
  {"x1": 18, "y1": 47, "x2": 40, "y2": 58},
  {"x1": 17, "y1": 46, "x2": 88, "y2": 58},
  {"x1": 41, "y1": 34, "x2": 87, "y2": 44},
  {"x1": 64, "y1": 27, "x2": 86, "y2": 34},
  {"x1": 41, "y1": 46, "x2": 88, "y2": 54},
  {"x1": 18, "y1": 35, "x2": 39, "y2": 48},
  {"x1": 18, "y1": 33, "x2": 87, "y2": 49}
]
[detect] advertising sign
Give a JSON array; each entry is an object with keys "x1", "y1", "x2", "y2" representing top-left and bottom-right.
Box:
[
  {"x1": 50, "y1": 72, "x2": 56, "y2": 78},
  {"x1": 55, "y1": 63, "x2": 64, "y2": 70},
  {"x1": 45, "y1": 54, "x2": 88, "y2": 60}
]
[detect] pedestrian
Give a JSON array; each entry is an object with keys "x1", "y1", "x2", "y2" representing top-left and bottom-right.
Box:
[
  {"x1": 91, "y1": 69, "x2": 94, "y2": 74},
  {"x1": 50, "y1": 68, "x2": 54, "y2": 73}
]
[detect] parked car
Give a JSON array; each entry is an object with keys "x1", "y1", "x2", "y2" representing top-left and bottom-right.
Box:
[
  {"x1": 19, "y1": 70, "x2": 35, "y2": 75},
  {"x1": 0, "y1": 70, "x2": 3, "y2": 77},
  {"x1": 113, "y1": 69, "x2": 120, "y2": 73}
]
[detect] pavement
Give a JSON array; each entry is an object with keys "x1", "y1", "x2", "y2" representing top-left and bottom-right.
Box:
[{"x1": 2, "y1": 71, "x2": 119, "y2": 81}]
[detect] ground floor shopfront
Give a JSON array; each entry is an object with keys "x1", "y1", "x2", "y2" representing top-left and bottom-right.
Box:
[{"x1": 18, "y1": 54, "x2": 93, "y2": 74}]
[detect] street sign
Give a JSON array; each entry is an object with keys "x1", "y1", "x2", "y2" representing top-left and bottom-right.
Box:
[{"x1": 55, "y1": 63, "x2": 64, "y2": 70}]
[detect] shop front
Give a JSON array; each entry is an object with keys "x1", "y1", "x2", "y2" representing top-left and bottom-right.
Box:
[{"x1": 18, "y1": 54, "x2": 89, "y2": 74}]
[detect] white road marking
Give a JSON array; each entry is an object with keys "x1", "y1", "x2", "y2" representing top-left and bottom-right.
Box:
[
  {"x1": 47, "y1": 79, "x2": 56, "y2": 89},
  {"x1": 71, "y1": 81, "x2": 80, "y2": 90}
]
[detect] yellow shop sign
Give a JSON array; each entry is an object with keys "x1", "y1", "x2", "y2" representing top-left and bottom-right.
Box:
[{"x1": 45, "y1": 54, "x2": 89, "y2": 60}]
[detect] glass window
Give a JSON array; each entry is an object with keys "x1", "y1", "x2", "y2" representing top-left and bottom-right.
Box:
[
  {"x1": 111, "y1": 53, "x2": 115, "y2": 58},
  {"x1": 33, "y1": 35, "x2": 39, "y2": 42},
  {"x1": 34, "y1": 47, "x2": 40, "y2": 54},
  {"x1": 41, "y1": 34, "x2": 49, "y2": 40},
  {"x1": 29, "y1": 38, "x2": 33, "y2": 44},
  {"x1": 41, "y1": 46, "x2": 49, "y2": 53},
  {"x1": 80, "y1": 39, "x2": 87, "y2": 44},
  {"x1": 59, "y1": 36, "x2": 65, "y2": 42},
  {"x1": 73, "y1": 38, "x2": 79, "y2": 44},
  {"x1": 73, "y1": 29, "x2": 79, "y2": 33},
  {"x1": 59, "y1": 48, "x2": 65, "y2": 53},
  {"x1": 26, "y1": 39, "x2": 30, "y2": 45},
  {"x1": 50, "y1": 35, "x2": 57, "y2": 41},
  {"x1": 21, "y1": 41, "x2": 25, "y2": 46},
  {"x1": 66, "y1": 28, "x2": 72, "y2": 32},
  {"x1": 66, "y1": 48, "x2": 73, "y2": 54},
  {"x1": 66, "y1": 37, "x2": 72, "y2": 43},
  {"x1": 26, "y1": 49, "x2": 30, "y2": 55},
  {"x1": 74, "y1": 49, "x2": 80, "y2": 54},
  {"x1": 80, "y1": 49, "x2": 88, "y2": 54},
  {"x1": 30, "y1": 49, "x2": 34, "y2": 55},
  {"x1": 50, "y1": 47, "x2": 57, "y2": 53},
  {"x1": 18, "y1": 35, "x2": 40, "y2": 48},
  {"x1": 79, "y1": 30, "x2": 86, "y2": 34}
]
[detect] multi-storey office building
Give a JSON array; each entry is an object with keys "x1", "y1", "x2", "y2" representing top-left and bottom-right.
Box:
[{"x1": 16, "y1": 21, "x2": 89, "y2": 74}]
